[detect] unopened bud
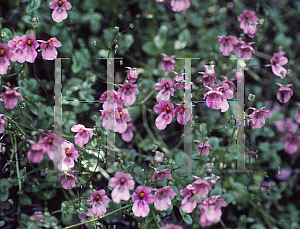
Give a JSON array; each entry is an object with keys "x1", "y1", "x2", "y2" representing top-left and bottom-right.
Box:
[
  {"x1": 32, "y1": 17, "x2": 39, "y2": 25},
  {"x1": 248, "y1": 94, "x2": 255, "y2": 101}
]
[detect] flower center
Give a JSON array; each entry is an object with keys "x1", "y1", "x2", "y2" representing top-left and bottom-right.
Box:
[
  {"x1": 226, "y1": 37, "x2": 229, "y2": 40},
  {"x1": 165, "y1": 106, "x2": 169, "y2": 111},
  {"x1": 274, "y1": 57, "x2": 278, "y2": 62},
  {"x1": 127, "y1": 85, "x2": 130, "y2": 89},
  {"x1": 246, "y1": 14, "x2": 250, "y2": 19},
  {"x1": 110, "y1": 93, "x2": 113, "y2": 97},
  {"x1": 65, "y1": 148, "x2": 70, "y2": 155},
  {"x1": 165, "y1": 83, "x2": 169, "y2": 89},
  {"x1": 58, "y1": 0, "x2": 62, "y2": 6},
  {"x1": 36, "y1": 216, "x2": 40, "y2": 221},
  {"x1": 219, "y1": 88, "x2": 224, "y2": 93},
  {"x1": 140, "y1": 192, "x2": 145, "y2": 198},
  {"x1": 120, "y1": 178, "x2": 125, "y2": 184},
  {"x1": 183, "y1": 105, "x2": 185, "y2": 109},
  {"x1": 27, "y1": 39, "x2": 32, "y2": 46},
  {"x1": 48, "y1": 139, "x2": 53, "y2": 144},
  {"x1": 96, "y1": 194, "x2": 100, "y2": 200},
  {"x1": 47, "y1": 39, "x2": 52, "y2": 44},
  {"x1": 191, "y1": 190, "x2": 194, "y2": 195},
  {"x1": 0, "y1": 49, "x2": 4, "y2": 56}
]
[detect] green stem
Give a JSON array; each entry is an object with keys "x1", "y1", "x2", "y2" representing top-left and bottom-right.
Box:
[
  {"x1": 33, "y1": 62, "x2": 51, "y2": 102},
  {"x1": 62, "y1": 205, "x2": 131, "y2": 229},
  {"x1": 152, "y1": 211, "x2": 161, "y2": 228},
  {"x1": 141, "y1": 218, "x2": 153, "y2": 229}
]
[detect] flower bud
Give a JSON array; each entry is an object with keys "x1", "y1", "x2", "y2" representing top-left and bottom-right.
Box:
[{"x1": 32, "y1": 17, "x2": 39, "y2": 25}]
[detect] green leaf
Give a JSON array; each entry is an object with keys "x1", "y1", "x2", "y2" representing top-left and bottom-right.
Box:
[
  {"x1": 179, "y1": 207, "x2": 192, "y2": 225},
  {"x1": 43, "y1": 216, "x2": 58, "y2": 228},
  {"x1": 174, "y1": 29, "x2": 191, "y2": 50},
  {"x1": 0, "y1": 28, "x2": 13, "y2": 43},
  {"x1": 154, "y1": 25, "x2": 168, "y2": 49},
  {"x1": 27, "y1": 221, "x2": 39, "y2": 229},
  {"x1": 90, "y1": 13, "x2": 103, "y2": 33},
  {"x1": 210, "y1": 185, "x2": 222, "y2": 196},
  {"x1": 25, "y1": 0, "x2": 41, "y2": 13},
  {"x1": 221, "y1": 193, "x2": 234, "y2": 205},
  {"x1": 142, "y1": 41, "x2": 159, "y2": 56},
  {"x1": 20, "y1": 193, "x2": 32, "y2": 205},
  {"x1": 0, "y1": 221, "x2": 5, "y2": 227}
]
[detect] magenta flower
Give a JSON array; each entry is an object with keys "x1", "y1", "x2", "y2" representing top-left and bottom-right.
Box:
[
  {"x1": 232, "y1": 38, "x2": 246, "y2": 54},
  {"x1": 275, "y1": 168, "x2": 292, "y2": 181},
  {"x1": 153, "y1": 186, "x2": 176, "y2": 211},
  {"x1": 247, "y1": 107, "x2": 271, "y2": 129},
  {"x1": 8, "y1": 36, "x2": 26, "y2": 63},
  {"x1": 205, "y1": 163, "x2": 214, "y2": 172},
  {"x1": 198, "y1": 195, "x2": 227, "y2": 227},
  {"x1": 152, "y1": 167, "x2": 172, "y2": 182},
  {"x1": 161, "y1": 53, "x2": 176, "y2": 72},
  {"x1": 217, "y1": 82, "x2": 234, "y2": 100},
  {"x1": 180, "y1": 184, "x2": 198, "y2": 213},
  {"x1": 19, "y1": 33, "x2": 39, "y2": 63},
  {"x1": 1, "y1": 85, "x2": 23, "y2": 109},
  {"x1": 109, "y1": 172, "x2": 135, "y2": 203},
  {"x1": 207, "y1": 174, "x2": 220, "y2": 185},
  {"x1": 0, "y1": 114, "x2": 7, "y2": 133},
  {"x1": 155, "y1": 78, "x2": 175, "y2": 102},
  {"x1": 170, "y1": 0, "x2": 190, "y2": 12},
  {"x1": 126, "y1": 67, "x2": 139, "y2": 83},
  {"x1": 237, "y1": 10, "x2": 258, "y2": 33},
  {"x1": 237, "y1": 42, "x2": 255, "y2": 60},
  {"x1": 172, "y1": 71, "x2": 186, "y2": 89},
  {"x1": 27, "y1": 140, "x2": 46, "y2": 163},
  {"x1": 296, "y1": 103, "x2": 300, "y2": 123},
  {"x1": 265, "y1": 52, "x2": 288, "y2": 78},
  {"x1": 154, "y1": 101, "x2": 175, "y2": 130},
  {"x1": 117, "y1": 83, "x2": 139, "y2": 106},
  {"x1": 121, "y1": 123, "x2": 136, "y2": 142},
  {"x1": 114, "y1": 107, "x2": 131, "y2": 134},
  {"x1": 40, "y1": 133, "x2": 64, "y2": 162},
  {"x1": 161, "y1": 224, "x2": 183, "y2": 229},
  {"x1": 192, "y1": 175, "x2": 212, "y2": 197},
  {"x1": 203, "y1": 86, "x2": 229, "y2": 112},
  {"x1": 57, "y1": 170, "x2": 79, "y2": 189},
  {"x1": 88, "y1": 190, "x2": 110, "y2": 216},
  {"x1": 218, "y1": 35, "x2": 238, "y2": 56},
  {"x1": 174, "y1": 104, "x2": 193, "y2": 125},
  {"x1": 194, "y1": 140, "x2": 212, "y2": 156},
  {"x1": 132, "y1": 186, "x2": 154, "y2": 217},
  {"x1": 100, "y1": 108, "x2": 119, "y2": 131},
  {"x1": 58, "y1": 141, "x2": 79, "y2": 170},
  {"x1": 233, "y1": 68, "x2": 244, "y2": 83},
  {"x1": 0, "y1": 43, "x2": 14, "y2": 75},
  {"x1": 274, "y1": 117, "x2": 298, "y2": 134},
  {"x1": 40, "y1": 37, "x2": 62, "y2": 60},
  {"x1": 198, "y1": 65, "x2": 217, "y2": 87},
  {"x1": 283, "y1": 134, "x2": 300, "y2": 154},
  {"x1": 154, "y1": 151, "x2": 164, "y2": 163},
  {"x1": 220, "y1": 75, "x2": 236, "y2": 92},
  {"x1": 49, "y1": 0, "x2": 72, "y2": 23},
  {"x1": 276, "y1": 83, "x2": 293, "y2": 103},
  {"x1": 245, "y1": 22, "x2": 259, "y2": 38},
  {"x1": 71, "y1": 124, "x2": 94, "y2": 147},
  {"x1": 99, "y1": 90, "x2": 123, "y2": 110},
  {"x1": 30, "y1": 211, "x2": 44, "y2": 222}
]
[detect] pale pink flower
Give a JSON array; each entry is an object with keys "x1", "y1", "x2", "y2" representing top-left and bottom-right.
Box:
[
  {"x1": 218, "y1": 35, "x2": 238, "y2": 56},
  {"x1": 233, "y1": 68, "x2": 244, "y2": 83},
  {"x1": 40, "y1": 37, "x2": 62, "y2": 60},
  {"x1": 117, "y1": 83, "x2": 139, "y2": 106},
  {"x1": 155, "y1": 78, "x2": 175, "y2": 102},
  {"x1": 30, "y1": 211, "x2": 44, "y2": 222},
  {"x1": 161, "y1": 53, "x2": 176, "y2": 72},
  {"x1": 57, "y1": 170, "x2": 78, "y2": 189},
  {"x1": 153, "y1": 186, "x2": 176, "y2": 211},
  {"x1": 194, "y1": 140, "x2": 212, "y2": 156},
  {"x1": 132, "y1": 186, "x2": 154, "y2": 217},
  {"x1": 114, "y1": 107, "x2": 131, "y2": 134},
  {"x1": 71, "y1": 124, "x2": 94, "y2": 147},
  {"x1": 154, "y1": 101, "x2": 175, "y2": 130},
  {"x1": 232, "y1": 38, "x2": 245, "y2": 54},
  {"x1": 283, "y1": 134, "x2": 300, "y2": 154},
  {"x1": 180, "y1": 184, "x2": 198, "y2": 213},
  {"x1": 152, "y1": 167, "x2": 172, "y2": 182},
  {"x1": 0, "y1": 114, "x2": 7, "y2": 133},
  {"x1": 0, "y1": 43, "x2": 14, "y2": 75},
  {"x1": 192, "y1": 175, "x2": 212, "y2": 197},
  {"x1": 8, "y1": 36, "x2": 25, "y2": 63},
  {"x1": 219, "y1": 75, "x2": 236, "y2": 92},
  {"x1": 40, "y1": 133, "x2": 64, "y2": 162},
  {"x1": 121, "y1": 124, "x2": 136, "y2": 142},
  {"x1": 274, "y1": 117, "x2": 298, "y2": 134},
  {"x1": 265, "y1": 52, "x2": 288, "y2": 78},
  {"x1": 126, "y1": 67, "x2": 138, "y2": 83},
  {"x1": 88, "y1": 190, "x2": 110, "y2": 216},
  {"x1": 58, "y1": 141, "x2": 79, "y2": 170},
  {"x1": 247, "y1": 107, "x2": 271, "y2": 129},
  {"x1": 237, "y1": 10, "x2": 258, "y2": 33},
  {"x1": 174, "y1": 104, "x2": 193, "y2": 125},
  {"x1": 1, "y1": 86, "x2": 23, "y2": 109},
  {"x1": 154, "y1": 151, "x2": 164, "y2": 163},
  {"x1": 245, "y1": 22, "x2": 259, "y2": 38},
  {"x1": 161, "y1": 224, "x2": 183, "y2": 229},
  {"x1": 276, "y1": 83, "x2": 293, "y2": 103},
  {"x1": 109, "y1": 172, "x2": 135, "y2": 203},
  {"x1": 27, "y1": 140, "x2": 46, "y2": 163},
  {"x1": 203, "y1": 86, "x2": 229, "y2": 112},
  {"x1": 19, "y1": 33, "x2": 39, "y2": 63},
  {"x1": 275, "y1": 168, "x2": 292, "y2": 181},
  {"x1": 237, "y1": 42, "x2": 255, "y2": 60},
  {"x1": 170, "y1": 0, "x2": 190, "y2": 12},
  {"x1": 172, "y1": 71, "x2": 186, "y2": 89},
  {"x1": 198, "y1": 65, "x2": 217, "y2": 87},
  {"x1": 217, "y1": 82, "x2": 234, "y2": 100},
  {"x1": 99, "y1": 90, "x2": 123, "y2": 110},
  {"x1": 49, "y1": 0, "x2": 72, "y2": 23}
]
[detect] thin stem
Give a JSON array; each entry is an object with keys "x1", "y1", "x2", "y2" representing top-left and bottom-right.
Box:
[
  {"x1": 152, "y1": 211, "x2": 161, "y2": 228},
  {"x1": 141, "y1": 218, "x2": 153, "y2": 229},
  {"x1": 4, "y1": 116, "x2": 25, "y2": 136}
]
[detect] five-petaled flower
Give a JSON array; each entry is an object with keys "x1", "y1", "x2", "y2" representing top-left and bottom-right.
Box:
[
  {"x1": 203, "y1": 86, "x2": 229, "y2": 112},
  {"x1": 265, "y1": 52, "x2": 288, "y2": 79},
  {"x1": 161, "y1": 53, "x2": 176, "y2": 72},
  {"x1": 88, "y1": 190, "x2": 110, "y2": 216},
  {"x1": 8, "y1": 36, "x2": 26, "y2": 63},
  {"x1": 57, "y1": 170, "x2": 79, "y2": 189},
  {"x1": 121, "y1": 123, "x2": 136, "y2": 142},
  {"x1": 154, "y1": 101, "x2": 175, "y2": 130},
  {"x1": 0, "y1": 43, "x2": 14, "y2": 75},
  {"x1": 27, "y1": 140, "x2": 46, "y2": 163},
  {"x1": 30, "y1": 211, "x2": 44, "y2": 222},
  {"x1": 153, "y1": 186, "x2": 176, "y2": 211},
  {"x1": 155, "y1": 78, "x2": 175, "y2": 102},
  {"x1": 71, "y1": 124, "x2": 94, "y2": 147},
  {"x1": 40, "y1": 37, "x2": 62, "y2": 60},
  {"x1": 237, "y1": 10, "x2": 258, "y2": 34},
  {"x1": 247, "y1": 107, "x2": 271, "y2": 129},
  {"x1": 174, "y1": 104, "x2": 193, "y2": 125},
  {"x1": 118, "y1": 83, "x2": 139, "y2": 106},
  {"x1": 132, "y1": 186, "x2": 154, "y2": 217},
  {"x1": 218, "y1": 35, "x2": 238, "y2": 56},
  {"x1": 109, "y1": 172, "x2": 135, "y2": 203},
  {"x1": 1, "y1": 85, "x2": 23, "y2": 109},
  {"x1": 152, "y1": 167, "x2": 172, "y2": 182},
  {"x1": 40, "y1": 133, "x2": 64, "y2": 162},
  {"x1": 49, "y1": 0, "x2": 72, "y2": 23},
  {"x1": 58, "y1": 141, "x2": 79, "y2": 171},
  {"x1": 180, "y1": 184, "x2": 198, "y2": 213},
  {"x1": 126, "y1": 67, "x2": 139, "y2": 83},
  {"x1": 19, "y1": 33, "x2": 39, "y2": 63}
]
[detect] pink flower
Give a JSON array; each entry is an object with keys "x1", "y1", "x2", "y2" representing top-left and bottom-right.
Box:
[
  {"x1": 40, "y1": 133, "x2": 64, "y2": 162},
  {"x1": 283, "y1": 134, "x2": 300, "y2": 154},
  {"x1": 174, "y1": 104, "x2": 193, "y2": 125},
  {"x1": 170, "y1": 0, "x2": 190, "y2": 12},
  {"x1": 132, "y1": 186, "x2": 154, "y2": 217},
  {"x1": 237, "y1": 42, "x2": 255, "y2": 60},
  {"x1": 71, "y1": 124, "x2": 94, "y2": 147},
  {"x1": 172, "y1": 71, "x2": 186, "y2": 89},
  {"x1": 49, "y1": 0, "x2": 72, "y2": 23},
  {"x1": 205, "y1": 163, "x2": 214, "y2": 172},
  {"x1": 117, "y1": 83, "x2": 139, "y2": 106},
  {"x1": 8, "y1": 36, "x2": 25, "y2": 63},
  {"x1": 274, "y1": 117, "x2": 298, "y2": 134},
  {"x1": 154, "y1": 151, "x2": 164, "y2": 163},
  {"x1": 19, "y1": 33, "x2": 39, "y2": 63},
  {"x1": 219, "y1": 75, "x2": 236, "y2": 92},
  {"x1": 198, "y1": 65, "x2": 217, "y2": 87},
  {"x1": 27, "y1": 140, "x2": 46, "y2": 163},
  {"x1": 265, "y1": 52, "x2": 288, "y2": 78},
  {"x1": 296, "y1": 103, "x2": 300, "y2": 123},
  {"x1": 233, "y1": 68, "x2": 244, "y2": 83},
  {"x1": 199, "y1": 195, "x2": 227, "y2": 227},
  {"x1": 161, "y1": 224, "x2": 183, "y2": 229},
  {"x1": 194, "y1": 140, "x2": 212, "y2": 156},
  {"x1": 237, "y1": 10, "x2": 258, "y2": 33},
  {"x1": 155, "y1": 78, "x2": 175, "y2": 102},
  {"x1": 0, "y1": 114, "x2": 7, "y2": 133},
  {"x1": 0, "y1": 43, "x2": 14, "y2": 75},
  {"x1": 217, "y1": 82, "x2": 234, "y2": 100},
  {"x1": 247, "y1": 107, "x2": 271, "y2": 129},
  {"x1": 192, "y1": 175, "x2": 212, "y2": 197},
  {"x1": 207, "y1": 174, "x2": 220, "y2": 185},
  {"x1": 180, "y1": 184, "x2": 198, "y2": 213},
  {"x1": 78, "y1": 213, "x2": 87, "y2": 223},
  {"x1": 100, "y1": 108, "x2": 119, "y2": 131},
  {"x1": 99, "y1": 90, "x2": 123, "y2": 110},
  {"x1": 152, "y1": 167, "x2": 172, "y2": 182},
  {"x1": 126, "y1": 67, "x2": 139, "y2": 83},
  {"x1": 232, "y1": 38, "x2": 245, "y2": 54},
  {"x1": 1, "y1": 85, "x2": 23, "y2": 109},
  {"x1": 276, "y1": 83, "x2": 293, "y2": 103},
  {"x1": 154, "y1": 101, "x2": 175, "y2": 130},
  {"x1": 30, "y1": 211, "x2": 44, "y2": 222},
  {"x1": 109, "y1": 172, "x2": 135, "y2": 203},
  {"x1": 203, "y1": 86, "x2": 229, "y2": 112},
  {"x1": 275, "y1": 168, "x2": 292, "y2": 181},
  {"x1": 218, "y1": 35, "x2": 238, "y2": 56},
  {"x1": 153, "y1": 186, "x2": 176, "y2": 211},
  {"x1": 58, "y1": 141, "x2": 79, "y2": 170},
  {"x1": 40, "y1": 37, "x2": 62, "y2": 60},
  {"x1": 88, "y1": 190, "x2": 110, "y2": 216},
  {"x1": 161, "y1": 53, "x2": 176, "y2": 72},
  {"x1": 245, "y1": 22, "x2": 259, "y2": 38},
  {"x1": 121, "y1": 124, "x2": 136, "y2": 142},
  {"x1": 57, "y1": 170, "x2": 78, "y2": 189},
  {"x1": 114, "y1": 107, "x2": 131, "y2": 133}
]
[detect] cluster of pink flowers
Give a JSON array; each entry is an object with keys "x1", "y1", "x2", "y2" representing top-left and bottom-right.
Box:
[
  {"x1": 99, "y1": 67, "x2": 138, "y2": 142},
  {"x1": 156, "y1": 0, "x2": 190, "y2": 12}
]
